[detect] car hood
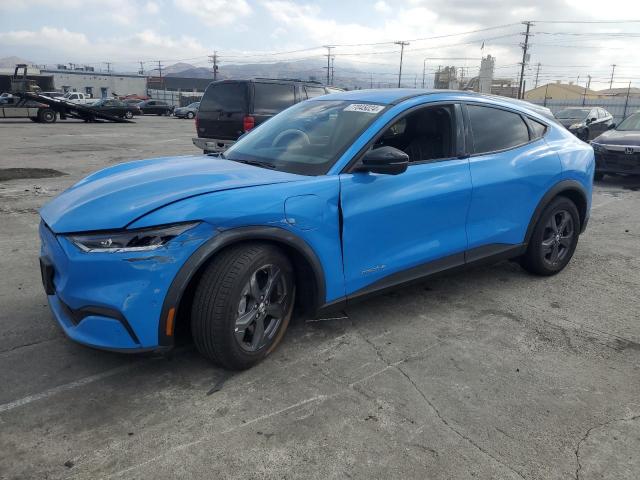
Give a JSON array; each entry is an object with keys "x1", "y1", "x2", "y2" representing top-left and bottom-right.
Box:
[
  {"x1": 40, "y1": 155, "x2": 304, "y2": 233},
  {"x1": 592, "y1": 129, "x2": 640, "y2": 146}
]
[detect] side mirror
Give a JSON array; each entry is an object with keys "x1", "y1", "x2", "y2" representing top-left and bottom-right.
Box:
[
  {"x1": 608, "y1": 123, "x2": 616, "y2": 130},
  {"x1": 587, "y1": 117, "x2": 597, "y2": 124},
  {"x1": 358, "y1": 146, "x2": 409, "y2": 175}
]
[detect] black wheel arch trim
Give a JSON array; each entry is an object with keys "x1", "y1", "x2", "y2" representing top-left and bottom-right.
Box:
[
  {"x1": 524, "y1": 179, "x2": 589, "y2": 243},
  {"x1": 158, "y1": 225, "x2": 327, "y2": 347}
]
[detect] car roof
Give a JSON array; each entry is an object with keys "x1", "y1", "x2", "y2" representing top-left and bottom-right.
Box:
[{"x1": 312, "y1": 88, "x2": 556, "y2": 119}]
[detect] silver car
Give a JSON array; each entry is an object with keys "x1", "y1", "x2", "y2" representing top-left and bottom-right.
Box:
[{"x1": 173, "y1": 102, "x2": 199, "y2": 119}]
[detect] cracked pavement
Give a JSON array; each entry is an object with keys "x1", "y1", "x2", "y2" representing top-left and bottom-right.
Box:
[{"x1": 1, "y1": 117, "x2": 639, "y2": 479}]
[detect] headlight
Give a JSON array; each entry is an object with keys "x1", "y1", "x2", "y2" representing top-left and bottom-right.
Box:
[
  {"x1": 569, "y1": 122, "x2": 584, "y2": 130},
  {"x1": 68, "y1": 222, "x2": 199, "y2": 252}
]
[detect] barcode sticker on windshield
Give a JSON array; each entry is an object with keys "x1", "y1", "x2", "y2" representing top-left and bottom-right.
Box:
[{"x1": 343, "y1": 104, "x2": 385, "y2": 114}]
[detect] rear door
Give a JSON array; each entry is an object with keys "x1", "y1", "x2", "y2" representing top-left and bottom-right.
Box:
[
  {"x1": 197, "y1": 81, "x2": 248, "y2": 140},
  {"x1": 464, "y1": 103, "x2": 562, "y2": 251},
  {"x1": 252, "y1": 82, "x2": 296, "y2": 128}
]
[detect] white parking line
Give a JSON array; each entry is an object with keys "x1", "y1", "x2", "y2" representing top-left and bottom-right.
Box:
[{"x1": 0, "y1": 364, "x2": 134, "y2": 414}]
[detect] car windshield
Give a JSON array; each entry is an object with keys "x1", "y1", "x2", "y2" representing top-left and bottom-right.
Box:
[
  {"x1": 616, "y1": 112, "x2": 640, "y2": 131},
  {"x1": 224, "y1": 100, "x2": 386, "y2": 175},
  {"x1": 555, "y1": 108, "x2": 590, "y2": 120}
]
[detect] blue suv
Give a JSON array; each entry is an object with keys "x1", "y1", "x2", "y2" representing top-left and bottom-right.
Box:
[{"x1": 39, "y1": 89, "x2": 594, "y2": 369}]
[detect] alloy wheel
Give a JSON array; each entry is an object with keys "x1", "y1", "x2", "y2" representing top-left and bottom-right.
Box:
[
  {"x1": 235, "y1": 264, "x2": 288, "y2": 352},
  {"x1": 541, "y1": 209, "x2": 574, "y2": 267}
]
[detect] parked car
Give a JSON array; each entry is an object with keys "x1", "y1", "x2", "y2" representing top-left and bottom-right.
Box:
[
  {"x1": 39, "y1": 89, "x2": 593, "y2": 369},
  {"x1": 174, "y1": 102, "x2": 199, "y2": 119},
  {"x1": 591, "y1": 111, "x2": 640, "y2": 179},
  {"x1": 194, "y1": 79, "x2": 341, "y2": 153},
  {"x1": 136, "y1": 100, "x2": 173, "y2": 115},
  {"x1": 554, "y1": 107, "x2": 614, "y2": 141},
  {"x1": 88, "y1": 99, "x2": 139, "y2": 119},
  {"x1": 62, "y1": 92, "x2": 94, "y2": 105}
]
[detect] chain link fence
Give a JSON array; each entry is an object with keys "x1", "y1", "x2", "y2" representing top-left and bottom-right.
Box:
[
  {"x1": 146, "y1": 89, "x2": 204, "y2": 107},
  {"x1": 528, "y1": 97, "x2": 640, "y2": 124}
]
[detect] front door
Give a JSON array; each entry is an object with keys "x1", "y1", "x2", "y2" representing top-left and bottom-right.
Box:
[{"x1": 339, "y1": 103, "x2": 472, "y2": 296}]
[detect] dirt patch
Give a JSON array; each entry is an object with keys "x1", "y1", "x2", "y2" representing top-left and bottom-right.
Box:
[{"x1": 0, "y1": 168, "x2": 66, "y2": 182}]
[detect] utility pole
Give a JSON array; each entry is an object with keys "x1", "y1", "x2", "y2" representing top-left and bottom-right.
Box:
[
  {"x1": 422, "y1": 59, "x2": 427, "y2": 88},
  {"x1": 208, "y1": 51, "x2": 218, "y2": 81},
  {"x1": 582, "y1": 75, "x2": 591, "y2": 106},
  {"x1": 395, "y1": 41, "x2": 409, "y2": 88},
  {"x1": 623, "y1": 81, "x2": 632, "y2": 118},
  {"x1": 330, "y1": 56, "x2": 335, "y2": 86},
  {"x1": 534, "y1": 62, "x2": 541, "y2": 88},
  {"x1": 139, "y1": 61, "x2": 145, "y2": 75},
  {"x1": 518, "y1": 21, "x2": 533, "y2": 99},
  {"x1": 609, "y1": 64, "x2": 616, "y2": 89},
  {"x1": 323, "y1": 46, "x2": 334, "y2": 86},
  {"x1": 104, "y1": 62, "x2": 111, "y2": 73},
  {"x1": 157, "y1": 60, "x2": 163, "y2": 78}
]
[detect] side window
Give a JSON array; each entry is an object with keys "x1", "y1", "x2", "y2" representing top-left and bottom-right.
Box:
[
  {"x1": 467, "y1": 105, "x2": 530, "y2": 154},
  {"x1": 305, "y1": 86, "x2": 326, "y2": 99},
  {"x1": 528, "y1": 118, "x2": 547, "y2": 139},
  {"x1": 598, "y1": 109, "x2": 607, "y2": 119},
  {"x1": 147, "y1": 101, "x2": 155, "y2": 106},
  {"x1": 254, "y1": 83, "x2": 296, "y2": 114},
  {"x1": 69, "y1": 94, "x2": 78, "y2": 100},
  {"x1": 376, "y1": 105, "x2": 455, "y2": 163}
]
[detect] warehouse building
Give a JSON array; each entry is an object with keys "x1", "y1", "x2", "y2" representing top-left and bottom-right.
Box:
[{"x1": 41, "y1": 67, "x2": 147, "y2": 98}]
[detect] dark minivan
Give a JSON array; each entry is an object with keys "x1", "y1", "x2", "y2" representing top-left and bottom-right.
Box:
[{"x1": 193, "y1": 79, "x2": 341, "y2": 153}]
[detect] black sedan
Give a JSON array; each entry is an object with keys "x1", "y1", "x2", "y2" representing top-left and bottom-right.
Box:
[
  {"x1": 89, "y1": 99, "x2": 140, "y2": 119},
  {"x1": 591, "y1": 112, "x2": 640, "y2": 179},
  {"x1": 554, "y1": 107, "x2": 614, "y2": 141},
  {"x1": 136, "y1": 100, "x2": 173, "y2": 115}
]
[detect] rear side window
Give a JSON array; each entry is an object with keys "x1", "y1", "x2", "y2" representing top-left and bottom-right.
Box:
[
  {"x1": 253, "y1": 83, "x2": 295, "y2": 114},
  {"x1": 467, "y1": 105, "x2": 530, "y2": 154},
  {"x1": 529, "y1": 119, "x2": 547, "y2": 139},
  {"x1": 305, "y1": 86, "x2": 327, "y2": 99},
  {"x1": 200, "y1": 82, "x2": 247, "y2": 112}
]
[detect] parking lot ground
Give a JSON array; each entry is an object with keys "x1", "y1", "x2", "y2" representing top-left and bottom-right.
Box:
[{"x1": 1, "y1": 117, "x2": 639, "y2": 479}]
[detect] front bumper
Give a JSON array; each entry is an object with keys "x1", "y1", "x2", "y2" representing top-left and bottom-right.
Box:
[
  {"x1": 594, "y1": 145, "x2": 640, "y2": 174},
  {"x1": 192, "y1": 137, "x2": 235, "y2": 153},
  {"x1": 39, "y1": 221, "x2": 214, "y2": 352}
]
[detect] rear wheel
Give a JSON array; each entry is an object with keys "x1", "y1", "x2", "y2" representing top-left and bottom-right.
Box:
[
  {"x1": 124, "y1": 110, "x2": 133, "y2": 119},
  {"x1": 191, "y1": 243, "x2": 295, "y2": 370},
  {"x1": 520, "y1": 197, "x2": 580, "y2": 276},
  {"x1": 186, "y1": 111, "x2": 194, "y2": 119}
]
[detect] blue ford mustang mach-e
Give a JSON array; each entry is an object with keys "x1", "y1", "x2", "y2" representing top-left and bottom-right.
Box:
[{"x1": 39, "y1": 89, "x2": 594, "y2": 369}]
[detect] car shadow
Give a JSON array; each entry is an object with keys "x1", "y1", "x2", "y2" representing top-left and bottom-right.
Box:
[{"x1": 596, "y1": 174, "x2": 640, "y2": 191}]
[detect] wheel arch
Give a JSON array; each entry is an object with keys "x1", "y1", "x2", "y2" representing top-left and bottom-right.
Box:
[
  {"x1": 158, "y1": 226, "x2": 326, "y2": 347},
  {"x1": 524, "y1": 180, "x2": 589, "y2": 245}
]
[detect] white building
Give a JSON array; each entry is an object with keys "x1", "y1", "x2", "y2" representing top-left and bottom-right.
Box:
[{"x1": 41, "y1": 68, "x2": 147, "y2": 98}]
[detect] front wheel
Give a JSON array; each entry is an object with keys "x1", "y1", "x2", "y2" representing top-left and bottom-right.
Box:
[
  {"x1": 191, "y1": 243, "x2": 295, "y2": 370},
  {"x1": 38, "y1": 109, "x2": 56, "y2": 123},
  {"x1": 520, "y1": 197, "x2": 580, "y2": 276},
  {"x1": 186, "y1": 111, "x2": 194, "y2": 119},
  {"x1": 124, "y1": 110, "x2": 133, "y2": 119}
]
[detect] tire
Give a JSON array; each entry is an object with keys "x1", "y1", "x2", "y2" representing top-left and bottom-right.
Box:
[
  {"x1": 191, "y1": 243, "x2": 295, "y2": 370},
  {"x1": 520, "y1": 196, "x2": 580, "y2": 276},
  {"x1": 124, "y1": 110, "x2": 133, "y2": 119},
  {"x1": 594, "y1": 172, "x2": 604, "y2": 181},
  {"x1": 38, "y1": 109, "x2": 56, "y2": 123},
  {"x1": 186, "y1": 111, "x2": 194, "y2": 119}
]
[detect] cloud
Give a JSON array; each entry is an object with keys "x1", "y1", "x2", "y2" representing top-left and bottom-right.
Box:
[
  {"x1": 374, "y1": 1, "x2": 391, "y2": 13},
  {"x1": 174, "y1": 0, "x2": 252, "y2": 26},
  {"x1": 146, "y1": 1, "x2": 160, "y2": 14}
]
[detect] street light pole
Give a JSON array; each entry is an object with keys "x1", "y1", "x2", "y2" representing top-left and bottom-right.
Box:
[
  {"x1": 395, "y1": 41, "x2": 409, "y2": 88},
  {"x1": 422, "y1": 59, "x2": 427, "y2": 88}
]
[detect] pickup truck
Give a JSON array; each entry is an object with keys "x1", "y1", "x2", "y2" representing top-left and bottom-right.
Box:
[{"x1": 62, "y1": 92, "x2": 94, "y2": 105}]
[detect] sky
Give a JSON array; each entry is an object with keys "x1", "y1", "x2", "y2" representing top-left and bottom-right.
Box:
[{"x1": 1, "y1": 0, "x2": 640, "y2": 89}]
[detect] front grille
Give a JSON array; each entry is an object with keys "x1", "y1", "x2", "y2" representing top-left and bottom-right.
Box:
[{"x1": 597, "y1": 151, "x2": 640, "y2": 171}]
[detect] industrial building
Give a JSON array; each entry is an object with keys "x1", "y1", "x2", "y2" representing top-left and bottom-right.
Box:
[
  {"x1": 524, "y1": 82, "x2": 603, "y2": 101},
  {"x1": 40, "y1": 67, "x2": 147, "y2": 98}
]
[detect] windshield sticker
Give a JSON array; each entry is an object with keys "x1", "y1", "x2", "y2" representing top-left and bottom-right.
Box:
[{"x1": 343, "y1": 103, "x2": 385, "y2": 114}]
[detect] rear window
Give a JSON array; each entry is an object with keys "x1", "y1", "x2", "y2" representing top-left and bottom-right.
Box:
[
  {"x1": 200, "y1": 82, "x2": 247, "y2": 112},
  {"x1": 529, "y1": 119, "x2": 547, "y2": 139},
  {"x1": 253, "y1": 83, "x2": 295, "y2": 114}
]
